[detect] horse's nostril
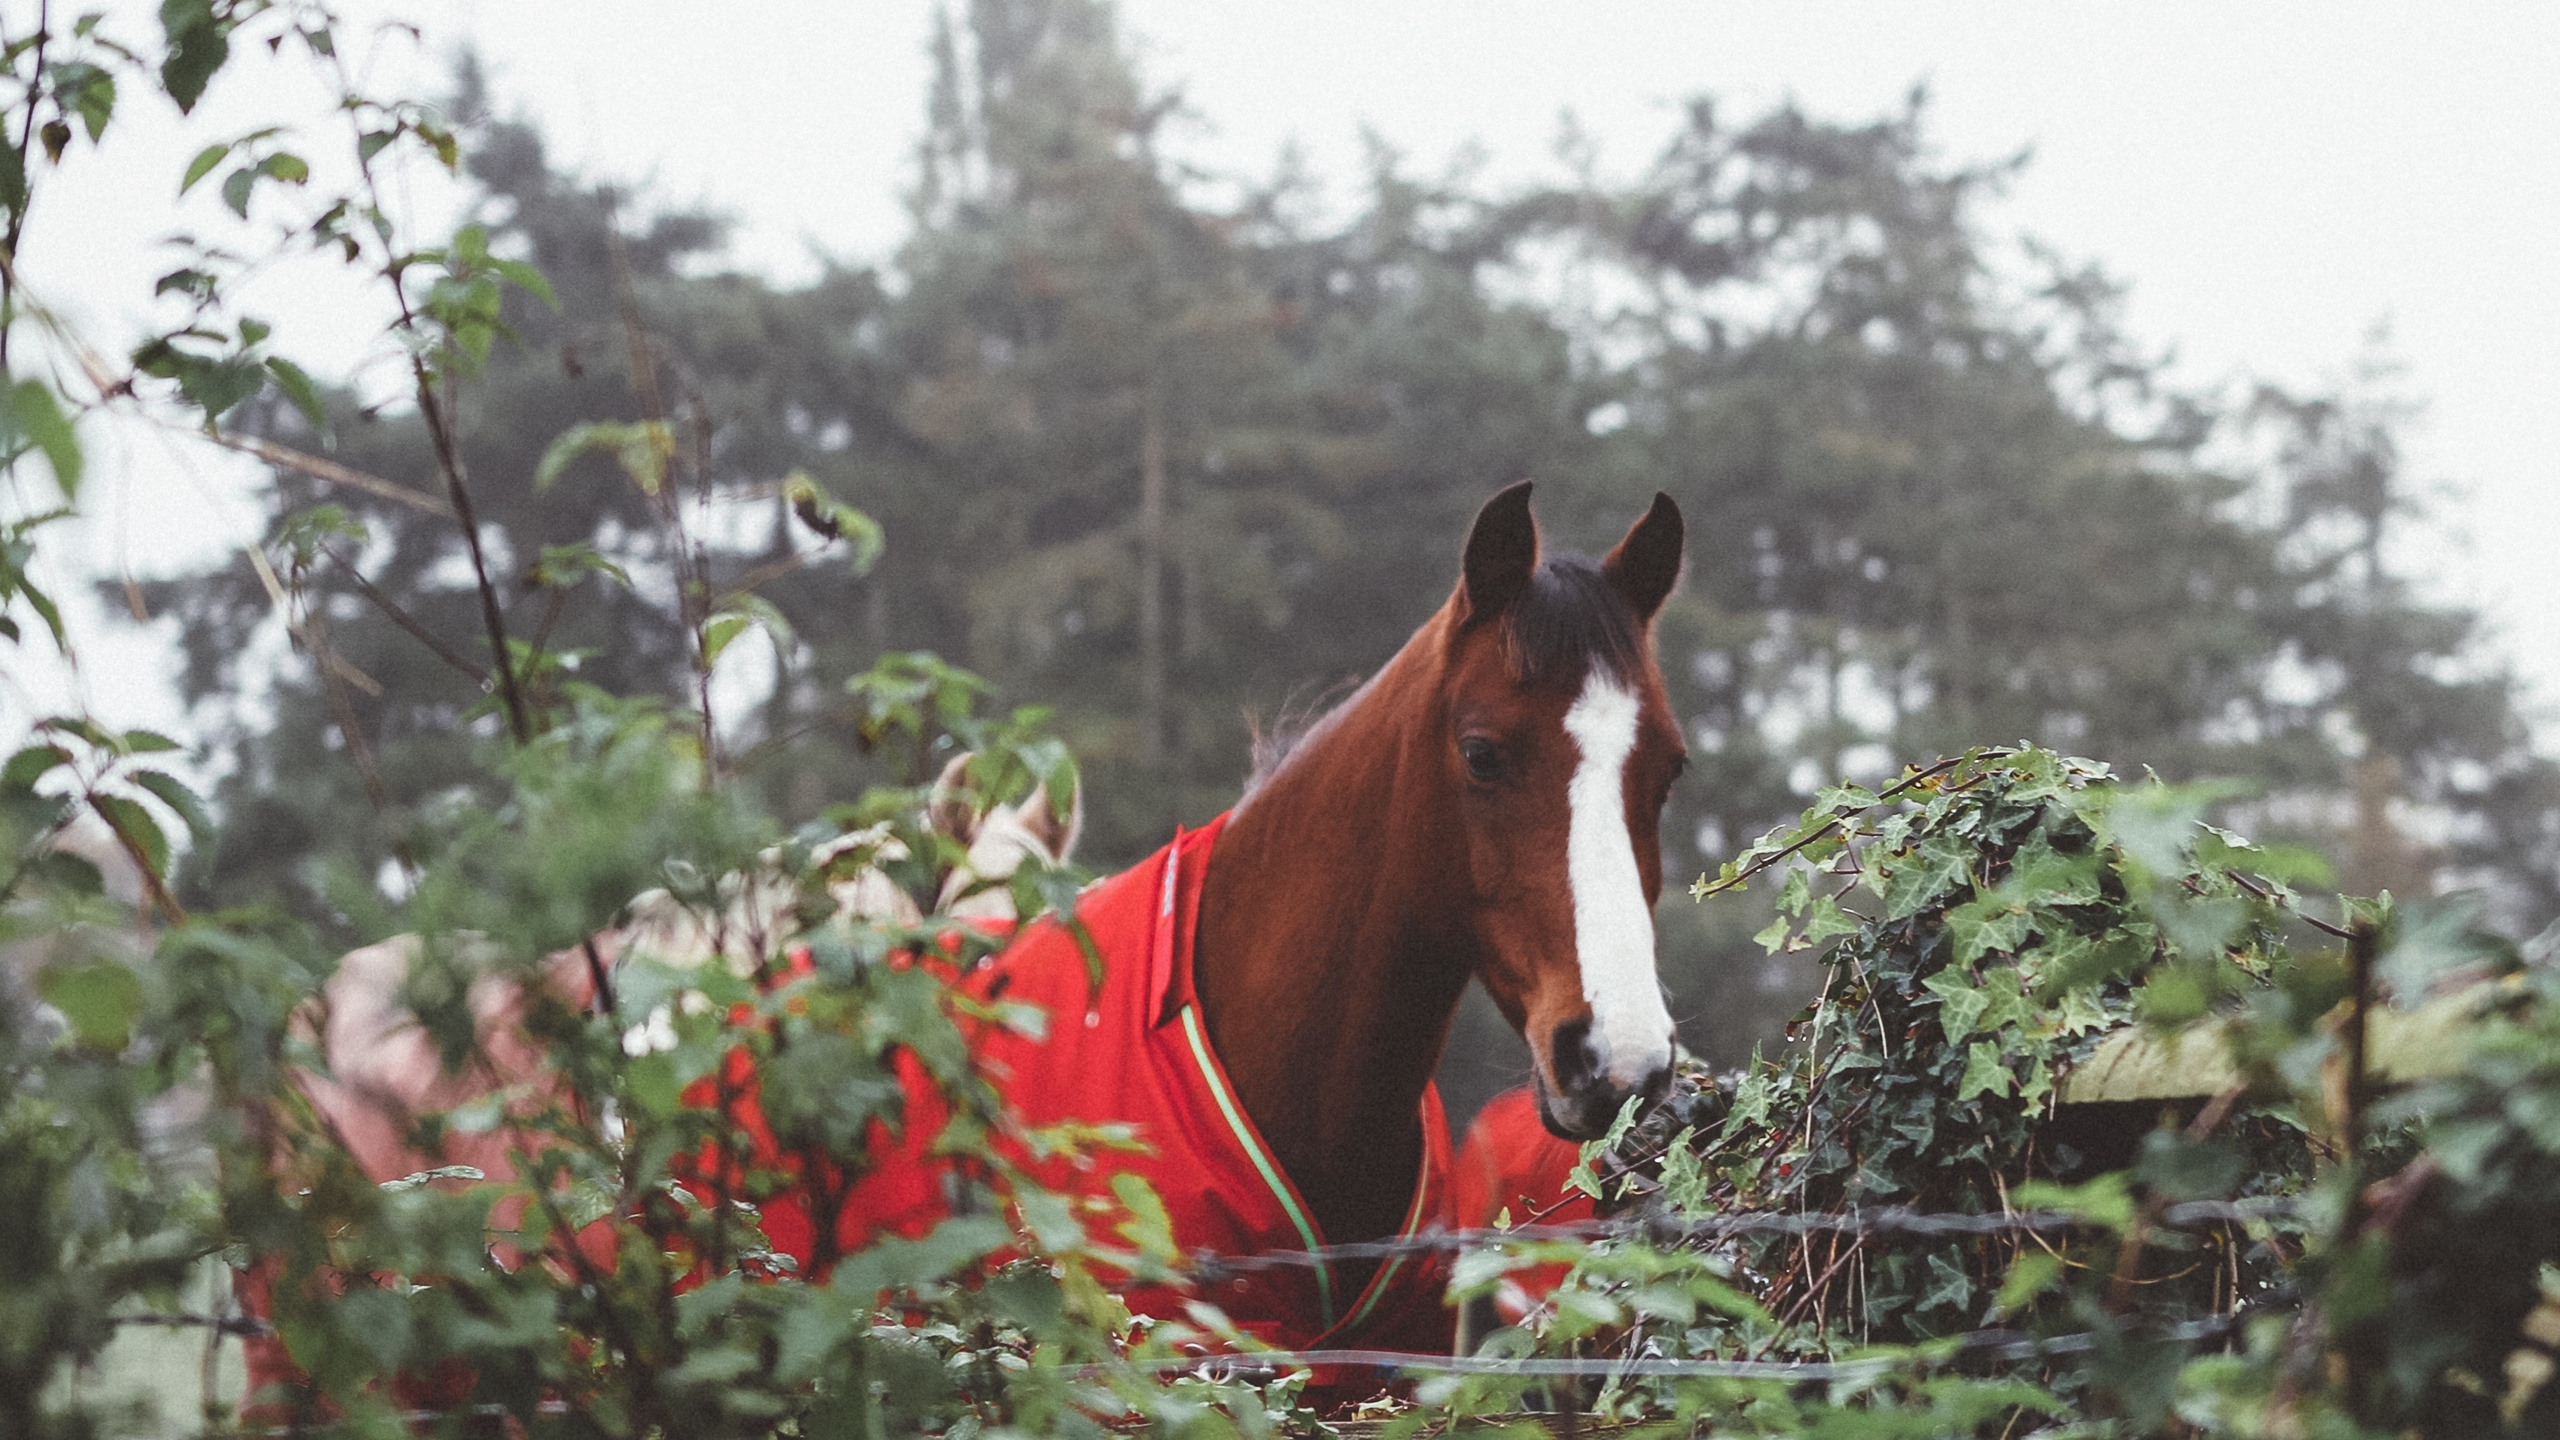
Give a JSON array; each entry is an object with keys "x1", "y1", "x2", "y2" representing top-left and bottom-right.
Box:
[{"x1": 1550, "y1": 1016, "x2": 1600, "y2": 1097}]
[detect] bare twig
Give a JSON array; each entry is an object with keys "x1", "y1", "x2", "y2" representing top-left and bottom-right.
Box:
[
  {"x1": 203, "y1": 430, "x2": 453, "y2": 517},
  {"x1": 1696, "y1": 751, "x2": 1989, "y2": 900},
  {"x1": 322, "y1": 543, "x2": 488, "y2": 685}
]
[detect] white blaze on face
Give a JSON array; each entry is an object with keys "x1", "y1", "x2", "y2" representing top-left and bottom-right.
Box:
[{"x1": 1562, "y1": 671, "x2": 1677, "y2": 1088}]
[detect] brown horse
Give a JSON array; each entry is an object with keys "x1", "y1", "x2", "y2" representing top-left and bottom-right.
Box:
[
  {"x1": 1194, "y1": 479, "x2": 1688, "y2": 1275},
  {"x1": 272, "y1": 480, "x2": 1689, "y2": 1364}
]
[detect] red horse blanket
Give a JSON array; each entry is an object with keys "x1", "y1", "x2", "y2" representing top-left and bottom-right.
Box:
[
  {"x1": 243, "y1": 817, "x2": 1458, "y2": 1409},
  {"x1": 745, "y1": 813, "x2": 1458, "y2": 1352}
]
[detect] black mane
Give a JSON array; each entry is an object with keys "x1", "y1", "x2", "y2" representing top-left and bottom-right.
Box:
[{"x1": 1501, "y1": 555, "x2": 1641, "y2": 687}]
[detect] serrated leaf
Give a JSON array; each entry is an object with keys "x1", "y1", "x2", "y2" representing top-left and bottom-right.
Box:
[
  {"x1": 131, "y1": 770, "x2": 212, "y2": 842},
  {"x1": 2, "y1": 742, "x2": 70, "y2": 789},
  {"x1": 90, "y1": 792, "x2": 168, "y2": 875}
]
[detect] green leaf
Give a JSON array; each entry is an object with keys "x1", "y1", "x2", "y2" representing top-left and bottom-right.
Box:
[
  {"x1": 701, "y1": 611, "x2": 751, "y2": 668},
  {"x1": 1947, "y1": 896, "x2": 2033, "y2": 964},
  {"x1": 2012, "y1": 1173, "x2": 2136, "y2": 1231},
  {"x1": 91, "y1": 792, "x2": 169, "y2": 875},
  {"x1": 131, "y1": 770, "x2": 212, "y2": 842},
  {"x1": 0, "y1": 138, "x2": 26, "y2": 216},
  {"x1": 40, "y1": 961, "x2": 144, "y2": 1050},
  {"x1": 218, "y1": 165, "x2": 254, "y2": 218},
  {"x1": 1923, "y1": 971, "x2": 1991, "y2": 1042},
  {"x1": 158, "y1": 0, "x2": 232, "y2": 114},
  {"x1": 4, "y1": 379, "x2": 83, "y2": 499},
  {"x1": 1884, "y1": 829, "x2": 1972, "y2": 921},
  {"x1": 180, "y1": 141, "x2": 228, "y2": 193},
  {"x1": 1799, "y1": 893, "x2": 1861, "y2": 945},
  {"x1": 263, "y1": 356, "x2": 328, "y2": 433},
  {"x1": 256, "y1": 150, "x2": 308, "y2": 184},
  {"x1": 783, "y1": 471, "x2": 884, "y2": 574},
  {"x1": 488, "y1": 256, "x2": 557, "y2": 309},
  {"x1": 1956, "y1": 1040, "x2": 2013, "y2": 1101},
  {"x1": 534, "y1": 420, "x2": 670, "y2": 495},
  {"x1": 529, "y1": 541, "x2": 631, "y2": 590},
  {"x1": 2, "y1": 743, "x2": 70, "y2": 789},
  {"x1": 1994, "y1": 1250, "x2": 2064, "y2": 1317},
  {"x1": 55, "y1": 62, "x2": 116, "y2": 142},
  {"x1": 704, "y1": 594, "x2": 793, "y2": 668}
]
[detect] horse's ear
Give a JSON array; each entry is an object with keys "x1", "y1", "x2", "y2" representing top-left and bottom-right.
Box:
[
  {"x1": 1602, "y1": 492, "x2": 1683, "y2": 621},
  {"x1": 927, "y1": 753, "x2": 979, "y2": 846},
  {"x1": 1459, "y1": 480, "x2": 1540, "y2": 625},
  {"x1": 1010, "y1": 775, "x2": 1083, "y2": 866}
]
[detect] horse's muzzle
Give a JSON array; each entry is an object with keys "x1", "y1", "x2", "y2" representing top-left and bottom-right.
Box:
[{"x1": 1537, "y1": 1015, "x2": 1672, "y2": 1140}]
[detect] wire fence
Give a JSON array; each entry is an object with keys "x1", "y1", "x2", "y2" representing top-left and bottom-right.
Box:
[
  {"x1": 108, "y1": 1193, "x2": 2293, "y2": 1440},
  {"x1": 115, "y1": 1193, "x2": 2300, "y2": 1344},
  {"x1": 1194, "y1": 1196, "x2": 2298, "y2": 1274}
]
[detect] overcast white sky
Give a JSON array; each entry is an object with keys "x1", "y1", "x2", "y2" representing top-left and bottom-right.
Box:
[{"x1": 8, "y1": 1, "x2": 2555, "y2": 759}]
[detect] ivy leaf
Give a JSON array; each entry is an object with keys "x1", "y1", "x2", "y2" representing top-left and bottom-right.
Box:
[
  {"x1": 1884, "y1": 830, "x2": 1972, "y2": 921},
  {"x1": 1924, "y1": 971, "x2": 1992, "y2": 1042},
  {"x1": 1956, "y1": 1040, "x2": 2013, "y2": 1101},
  {"x1": 1799, "y1": 893, "x2": 1861, "y2": 945},
  {"x1": 1947, "y1": 896, "x2": 2033, "y2": 964},
  {"x1": 1813, "y1": 782, "x2": 1879, "y2": 815},
  {"x1": 1776, "y1": 865, "x2": 1811, "y2": 916}
]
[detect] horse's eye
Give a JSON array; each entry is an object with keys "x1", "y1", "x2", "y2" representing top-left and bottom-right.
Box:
[{"x1": 1459, "y1": 736, "x2": 1503, "y2": 784}]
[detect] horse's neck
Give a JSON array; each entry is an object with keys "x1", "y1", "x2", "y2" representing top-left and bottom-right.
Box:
[{"x1": 1194, "y1": 629, "x2": 1473, "y2": 1248}]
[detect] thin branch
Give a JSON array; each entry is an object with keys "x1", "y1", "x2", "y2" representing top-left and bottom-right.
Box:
[
  {"x1": 322, "y1": 543, "x2": 487, "y2": 684},
  {"x1": 205, "y1": 430, "x2": 453, "y2": 517},
  {"x1": 1696, "y1": 750, "x2": 1986, "y2": 900}
]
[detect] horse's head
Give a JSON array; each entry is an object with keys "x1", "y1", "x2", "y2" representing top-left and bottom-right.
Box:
[{"x1": 1439, "y1": 482, "x2": 1687, "y2": 1139}]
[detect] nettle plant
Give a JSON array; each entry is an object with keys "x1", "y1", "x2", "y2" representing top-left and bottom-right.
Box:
[{"x1": 1444, "y1": 745, "x2": 2560, "y2": 1437}]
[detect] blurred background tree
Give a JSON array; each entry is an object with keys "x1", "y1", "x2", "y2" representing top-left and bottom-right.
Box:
[{"x1": 148, "y1": 0, "x2": 2557, "y2": 1121}]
